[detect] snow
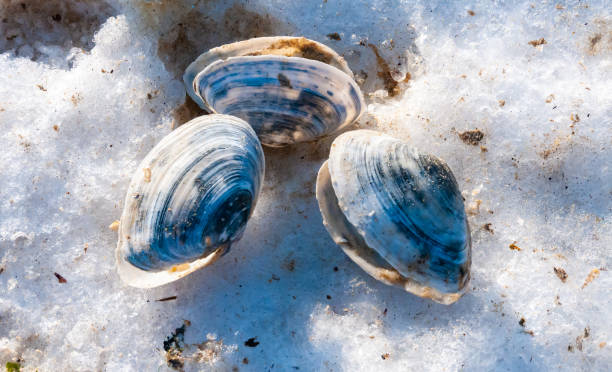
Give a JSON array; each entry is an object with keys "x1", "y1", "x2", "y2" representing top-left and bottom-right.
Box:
[{"x1": 0, "y1": 0, "x2": 610, "y2": 371}]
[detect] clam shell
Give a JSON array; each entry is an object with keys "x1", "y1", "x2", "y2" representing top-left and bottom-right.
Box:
[
  {"x1": 184, "y1": 37, "x2": 365, "y2": 147},
  {"x1": 316, "y1": 130, "x2": 471, "y2": 304},
  {"x1": 116, "y1": 114, "x2": 265, "y2": 288},
  {"x1": 184, "y1": 36, "x2": 354, "y2": 108}
]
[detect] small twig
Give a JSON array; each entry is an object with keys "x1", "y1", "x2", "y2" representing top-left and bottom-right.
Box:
[
  {"x1": 54, "y1": 272, "x2": 67, "y2": 283},
  {"x1": 157, "y1": 296, "x2": 177, "y2": 302}
]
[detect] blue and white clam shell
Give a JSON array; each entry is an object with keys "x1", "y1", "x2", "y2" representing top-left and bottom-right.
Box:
[
  {"x1": 116, "y1": 114, "x2": 265, "y2": 288},
  {"x1": 316, "y1": 130, "x2": 471, "y2": 304},
  {"x1": 184, "y1": 36, "x2": 355, "y2": 108},
  {"x1": 184, "y1": 37, "x2": 365, "y2": 147}
]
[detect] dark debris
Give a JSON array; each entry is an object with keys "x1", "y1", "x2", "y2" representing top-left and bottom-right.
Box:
[
  {"x1": 458, "y1": 129, "x2": 484, "y2": 146},
  {"x1": 54, "y1": 272, "x2": 67, "y2": 283},
  {"x1": 244, "y1": 337, "x2": 259, "y2": 347},
  {"x1": 326, "y1": 32, "x2": 341, "y2": 41},
  {"x1": 553, "y1": 267, "x2": 568, "y2": 283}
]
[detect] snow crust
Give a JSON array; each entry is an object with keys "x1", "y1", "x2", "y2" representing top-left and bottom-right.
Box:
[{"x1": 0, "y1": 0, "x2": 610, "y2": 371}]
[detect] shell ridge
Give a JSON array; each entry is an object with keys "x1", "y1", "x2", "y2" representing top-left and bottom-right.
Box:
[
  {"x1": 117, "y1": 115, "x2": 264, "y2": 287},
  {"x1": 326, "y1": 130, "x2": 470, "y2": 294},
  {"x1": 148, "y1": 132, "x2": 259, "y2": 266},
  {"x1": 372, "y1": 138, "x2": 468, "y2": 263},
  {"x1": 193, "y1": 55, "x2": 364, "y2": 146}
]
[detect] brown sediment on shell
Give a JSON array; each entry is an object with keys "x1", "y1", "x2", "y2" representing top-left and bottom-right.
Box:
[
  {"x1": 169, "y1": 263, "x2": 190, "y2": 273},
  {"x1": 143, "y1": 168, "x2": 151, "y2": 183},
  {"x1": 377, "y1": 268, "x2": 403, "y2": 283},
  {"x1": 376, "y1": 267, "x2": 464, "y2": 304},
  {"x1": 165, "y1": 244, "x2": 229, "y2": 277},
  {"x1": 246, "y1": 37, "x2": 335, "y2": 65}
]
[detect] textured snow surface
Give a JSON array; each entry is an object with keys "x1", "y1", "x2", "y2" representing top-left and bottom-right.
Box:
[{"x1": 0, "y1": 0, "x2": 610, "y2": 371}]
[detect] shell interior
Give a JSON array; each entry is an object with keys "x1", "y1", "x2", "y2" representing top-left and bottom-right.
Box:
[
  {"x1": 317, "y1": 130, "x2": 471, "y2": 304},
  {"x1": 116, "y1": 114, "x2": 265, "y2": 288}
]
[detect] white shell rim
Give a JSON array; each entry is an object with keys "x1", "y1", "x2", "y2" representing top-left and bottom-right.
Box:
[{"x1": 115, "y1": 242, "x2": 228, "y2": 288}]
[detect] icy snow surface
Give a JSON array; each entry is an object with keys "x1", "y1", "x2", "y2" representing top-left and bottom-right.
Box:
[{"x1": 1, "y1": 0, "x2": 611, "y2": 371}]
